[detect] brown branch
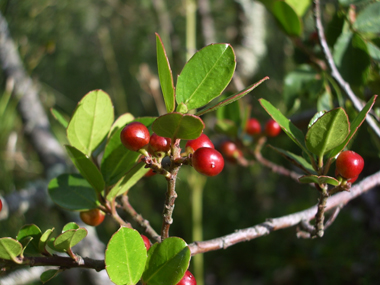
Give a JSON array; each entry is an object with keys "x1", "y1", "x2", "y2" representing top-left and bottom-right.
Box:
[
  {"x1": 313, "y1": 0, "x2": 380, "y2": 138},
  {"x1": 189, "y1": 170, "x2": 380, "y2": 255}
]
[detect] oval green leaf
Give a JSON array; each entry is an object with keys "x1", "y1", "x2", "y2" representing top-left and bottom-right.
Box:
[
  {"x1": 152, "y1": 113, "x2": 205, "y2": 140},
  {"x1": 38, "y1": 228, "x2": 55, "y2": 254},
  {"x1": 353, "y1": 2, "x2": 380, "y2": 34},
  {"x1": 305, "y1": 108, "x2": 350, "y2": 157},
  {"x1": 271, "y1": 1, "x2": 302, "y2": 37},
  {"x1": 65, "y1": 145, "x2": 105, "y2": 192},
  {"x1": 106, "y1": 161, "x2": 149, "y2": 201},
  {"x1": 62, "y1": 222, "x2": 80, "y2": 232},
  {"x1": 142, "y1": 237, "x2": 191, "y2": 285},
  {"x1": 67, "y1": 89, "x2": 114, "y2": 156},
  {"x1": 101, "y1": 117, "x2": 156, "y2": 186},
  {"x1": 105, "y1": 227, "x2": 147, "y2": 285},
  {"x1": 156, "y1": 33, "x2": 175, "y2": 113},
  {"x1": 54, "y1": 228, "x2": 88, "y2": 252},
  {"x1": 41, "y1": 269, "x2": 61, "y2": 284},
  {"x1": 176, "y1": 44, "x2": 236, "y2": 111},
  {"x1": 196, "y1": 76, "x2": 269, "y2": 116},
  {"x1": 0, "y1": 238, "x2": 23, "y2": 263},
  {"x1": 17, "y1": 224, "x2": 42, "y2": 255},
  {"x1": 299, "y1": 175, "x2": 340, "y2": 186},
  {"x1": 48, "y1": 173, "x2": 99, "y2": 211}
]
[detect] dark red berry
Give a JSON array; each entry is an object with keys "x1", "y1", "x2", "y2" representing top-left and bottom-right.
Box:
[
  {"x1": 336, "y1": 150, "x2": 364, "y2": 179},
  {"x1": 335, "y1": 169, "x2": 358, "y2": 184},
  {"x1": 186, "y1": 133, "x2": 214, "y2": 153},
  {"x1": 141, "y1": 234, "x2": 151, "y2": 250},
  {"x1": 219, "y1": 141, "x2": 242, "y2": 163},
  {"x1": 80, "y1": 209, "x2": 105, "y2": 227},
  {"x1": 177, "y1": 270, "x2": 197, "y2": 285},
  {"x1": 245, "y1": 118, "x2": 261, "y2": 135},
  {"x1": 120, "y1": 122, "x2": 150, "y2": 152},
  {"x1": 265, "y1": 119, "x2": 281, "y2": 137},
  {"x1": 192, "y1": 147, "x2": 224, "y2": 176},
  {"x1": 149, "y1": 133, "x2": 171, "y2": 153},
  {"x1": 0, "y1": 199, "x2": 2, "y2": 212}
]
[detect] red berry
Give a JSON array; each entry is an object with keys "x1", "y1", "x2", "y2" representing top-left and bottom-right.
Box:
[
  {"x1": 0, "y1": 199, "x2": 2, "y2": 212},
  {"x1": 141, "y1": 234, "x2": 151, "y2": 250},
  {"x1": 192, "y1": 147, "x2": 224, "y2": 176},
  {"x1": 177, "y1": 270, "x2": 197, "y2": 285},
  {"x1": 265, "y1": 119, "x2": 281, "y2": 137},
  {"x1": 186, "y1": 133, "x2": 214, "y2": 153},
  {"x1": 335, "y1": 169, "x2": 358, "y2": 184},
  {"x1": 245, "y1": 118, "x2": 261, "y2": 135},
  {"x1": 149, "y1": 133, "x2": 171, "y2": 153},
  {"x1": 120, "y1": 122, "x2": 150, "y2": 152},
  {"x1": 336, "y1": 150, "x2": 364, "y2": 179},
  {"x1": 219, "y1": 141, "x2": 242, "y2": 163},
  {"x1": 80, "y1": 209, "x2": 105, "y2": 227}
]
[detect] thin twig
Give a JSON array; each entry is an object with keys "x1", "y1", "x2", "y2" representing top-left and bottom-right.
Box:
[
  {"x1": 324, "y1": 204, "x2": 343, "y2": 230},
  {"x1": 313, "y1": 0, "x2": 380, "y2": 138}
]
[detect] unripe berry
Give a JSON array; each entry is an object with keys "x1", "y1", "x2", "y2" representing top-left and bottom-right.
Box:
[
  {"x1": 149, "y1": 133, "x2": 171, "y2": 153},
  {"x1": 265, "y1": 119, "x2": 281, "y2": 137},
  {"x1": 80, "y1": 209, "x2": 105, "y2": 227},
  {"x1": 141, "y1": 234, "x2": 151, "y2": 250},
  {"x1": 245, "y1": 118, "x2": 261, "y2": 135},
  {"x1": 176, "y1": 270, "x2": 197, "y2": 285},
  {"x1": 336, "y1": 150, "x2": 364, "y2": 179},
  {"x1": 120, "y1": 122, "x2": 150, "y2": 152},
  {"x1": 192, "y1": 147, "x2": 224, "y2": 176},
  {"x1": 186, "y1": 133, "x2": 214, "y2": 153}
]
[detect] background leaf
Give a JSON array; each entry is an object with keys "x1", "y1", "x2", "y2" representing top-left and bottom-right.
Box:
[
  {"x1": 40, "y1": 269, "x2": 61, "y2": 284},
  {"x1": 142, "y1": 237, "x2": 191, "y2": 285},
  {"x1": 50, "y1": 108, "x2": 69, "y2": 128},
  {"x1": 152, "y1": 113, "x2": 205, "y2": 140},
  {"x1": 176, "y1": 44, "x2": 236, "y2": 111},
  {"x1": 48, "y1": 174, "x2": 99, "y2": 211},
  {"x1": 67, "y1": 90, "x2": 114, "y2": 156},
  {"x1": 353, "y1": 2, "x2": 380, "y2": 34},
  {"x1": 271, "y1": 1, "x2": 302, "y2": 37},
  {"x1": 105, "y1": 227, "x2": 147, "y2": 285},
  {"x1": 156, "y1": 33, "x2": 175, "y2": 113}
]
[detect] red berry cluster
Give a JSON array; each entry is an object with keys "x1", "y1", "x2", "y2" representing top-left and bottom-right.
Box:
[
  {"x1": 335, "y1": 150, "x2": 364, "y2": 183},
  {"x1": 245, "y1": 118, "x2": 281, "y2": 138},
  {"x1": 80, "y1": 208, "x2": 105, "y2": 227}
]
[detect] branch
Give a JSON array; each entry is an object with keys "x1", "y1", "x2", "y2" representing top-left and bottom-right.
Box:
[
  {"x1": 189, "y1": 170, "x2": 380, "y2": 255},
  {"x1": 313, "y1": 0, "x2": 380, "y2": 138}
]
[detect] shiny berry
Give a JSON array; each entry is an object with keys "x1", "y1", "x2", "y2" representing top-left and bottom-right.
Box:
[
  {"x1": 177, "y1": 270, "x2": 197, "y2": 285},
  {"x1": 0, "y1": 199, "x2": 2, "y2": 212},
  {"x1": 80, "y1": 209, "x2": 105, "y2": 227},
  {"x1": 265, "y1": 119, "x2": 281, "y2": 137},
  {"x1": 141, "y1": 234, "x2": 151, "y2": 250},
  {"x1": 245, "y1": 118, "x2": 261, "y2": 135},
  {"x1": 149, "y1": 133, "x2": 171, "y2": 153},
  {"x1": 120, "y1": 122, "x2": 150, "y2": 152},
  {"x1": 219, "y1": 141, "x2": 242, "y2": 163},
  {"x1": 186, "y1": 133, "x2": 214, "y2": 153},
  {"x1": 336, "y1": 150, "x2": 364, "y2": 179},
  {"x1": 192, "y1": 147, "x2": 224, "y2": 176}
]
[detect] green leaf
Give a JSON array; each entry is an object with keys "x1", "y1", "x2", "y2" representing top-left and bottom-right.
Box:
[
  {"x1": 259, "y1": 99, "x2": 310, "y2": 154},
  {"x1": 196, "y1": 76, "x2": 269, "y2": 116},
  {"x1": 271, "y1": 1, "x2": 302, "y2": 37},
  {"x1": 268, "y1": 145, "x2": 316, "y2": 174},
  {"x1": 108, "y1": 113, "x2": 135, "y2": 139},
  {"x1": 65, "y1": 145, "x2": 105, "y2": 192},
  {"x1": 285, "y1": 0, "x2": 311, "y2": 17},
  {"x1": 216, "y1": 95, "x2": 241, "y2": 124},
  {"x1": 38, "y1": 228, "x2": 55, "y2": 254},
  {"x1": 17, "y1": 224, "x2": 42, "y2": 255},
  {"x1": 176, "y1": 44, "x2": 236, "y2": 111},
  {"x1": 0, "y1": 238, "x2": 23, "y2": 263},
  {"x1": 142, "y1": 237, "x2": 191, "y2": 285},
  {"x1": 305, "y1": 108, "x2": 350, "y2": 157},
  {"x1": 152, "y1": 113, "x2": 205, "y2": 140},
  {"x1": 353, "y1": 2, "x2": 380, "y2": 34},
  {"x1": 50, "y1": 108, "x2": 69, "y2": 128},
  {"x1": 329, "y1": 95, "x2": 377, "y2": 158},
  {"x1": 101, "y1": 117, "x2": 156, "y2": 186},
  {"x1": 156, "y1": 33, "x2": 175, "y2": 113},
  {"x1": 48, "y1": 173, "x2": 99, "y2": 211},
  {"x1": 317, "y1": 91, "x2": 334, "y2": 112},
  {"x1": 53, "y1": 228, "x2": 88, "y2": 252},
  {"x1": 105, "y1": 227, "x2": 147, "y2": 285},
  {"x1": 67, "y1": 90, "x2": 114, "y2": 156},
  {"x1": 107, "y1": 161, "x2": 149, "y2": 201},
  {"x1": 40, "y1": 269, "x2": 61, "y2": 284},
  {"x1": 299, "y1": 175, "x2": 340, "y2": 186},
  {"x1": 367, "y1": 41, "x2": 380, "y2": 62},
  {"x1": 333, "y1": 32, "x2": 370, "y2": 86},
  {"x1": 62, "y1": 222, "x2": 80, "y2": 232}
]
